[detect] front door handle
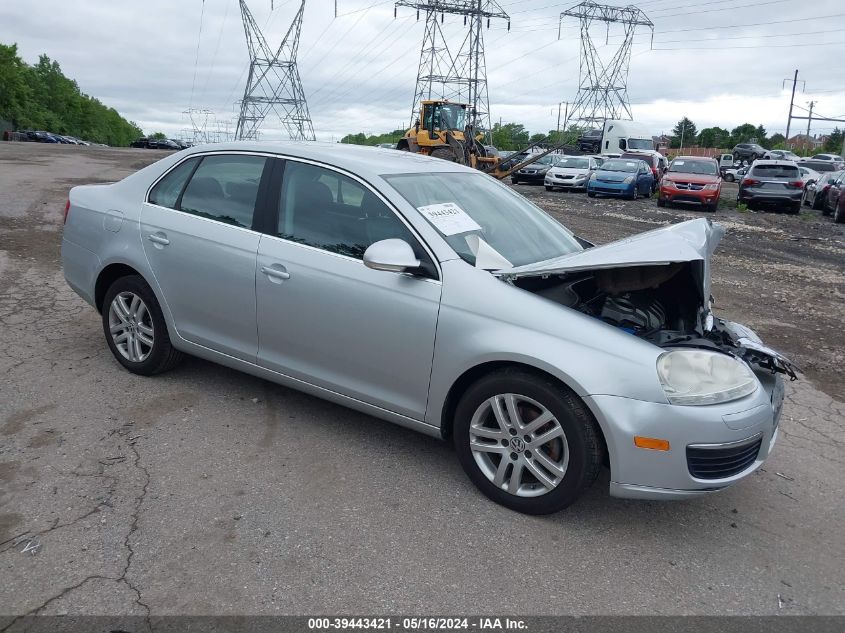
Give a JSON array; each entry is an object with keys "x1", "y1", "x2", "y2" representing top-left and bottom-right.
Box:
[
  {"x1": 148, "y1": 233, "x2": 170, "y2": 246},
  {"x1": 261, "y1": 265, "x2": 291, "y2": 282}
]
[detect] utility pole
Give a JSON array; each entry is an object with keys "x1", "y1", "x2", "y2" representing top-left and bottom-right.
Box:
[
  {"x1": 556, "y1": 102, "x2": 568, "y2": 134},
  {"x1": 782, "y1": 69, "x2": 804, "y2": 144},
  {"x1": 235, "y1": 0, "x2": 315, "y2": 141},
  {"x1": 806, "y1": 100, "x2": 815, "y2": 137}
]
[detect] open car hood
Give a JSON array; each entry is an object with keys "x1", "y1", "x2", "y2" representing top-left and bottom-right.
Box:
[{"x1": 497, "y1": 218, "x2": 725, "y2": 307}]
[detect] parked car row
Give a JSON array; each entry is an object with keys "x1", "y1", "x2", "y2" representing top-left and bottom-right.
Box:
[
  {"x1": 130, "y1": 137, "x2": 192, "y2": 150},
  {"x1": 802, "y1": 169, "x2": 845, "y2": 222},
  {"x1": 10, "y1": 130, "x2": 102, "y2": 146}
]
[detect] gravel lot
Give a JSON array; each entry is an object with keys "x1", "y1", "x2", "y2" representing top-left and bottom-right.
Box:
[{"x1": 1, "y1": 143, "x2": 843, "y2": 619}]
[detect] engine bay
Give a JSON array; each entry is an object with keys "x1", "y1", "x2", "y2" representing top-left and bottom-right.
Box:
[{"x1": 512, "y1": 262, "x2": 796, "y2": 379}]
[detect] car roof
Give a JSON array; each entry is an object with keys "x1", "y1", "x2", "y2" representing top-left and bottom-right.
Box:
[
  {"x1": 179, "y1": 140, "x2": 472, "y2": 178},
  {"x1": 672, "y1": 156, "x2": 715, "y2": 161},
  {"x1": 751, "y1": 159, "x2": 800, "y2": 166}
]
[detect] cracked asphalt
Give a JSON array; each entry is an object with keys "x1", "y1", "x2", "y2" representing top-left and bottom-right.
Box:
[{"x1": 0, "y1": 143, "x2": 843, "y2": 620}]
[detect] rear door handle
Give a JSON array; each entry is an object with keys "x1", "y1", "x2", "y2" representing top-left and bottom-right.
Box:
[
  {"x1": 261, "y1": 265, "x2": 291, "y2": 282},
  {"x1": 148, "y1": 233, "x2": 170, "y2": 246}
]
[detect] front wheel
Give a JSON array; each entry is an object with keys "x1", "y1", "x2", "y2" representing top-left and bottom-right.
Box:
[
  {"x1": 511, "y1": 178, "x2": 519, "y2": 185},
  {"x1": 587, "y1": 191, "x2": 596, "y2": 198},
  {"x1": 834, "y1": 202, "x2": 845, "y2": 224},
  {"x1": 453, "y1": 370, "x2": 602, "y2": 514},
  {"x1": 102, "y1": 275, "x2": 184, "y2": 375},
  {"x1": 725, "y1": 174, "x2": 735, "y2": 183},
  {"x1": 545, "y1": 185, "x2": 552, "y2": 192},
  {"x1": 657, "y1": 196, "x2": 666, "y2": 207}
]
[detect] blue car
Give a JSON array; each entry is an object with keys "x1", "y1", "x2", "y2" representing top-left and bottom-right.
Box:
[{"x1": 586, "y1": 158, "x2": 654, "y2": 200}]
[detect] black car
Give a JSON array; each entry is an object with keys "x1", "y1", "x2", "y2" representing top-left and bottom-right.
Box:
[
  {"x1": 732, "y1": 143, "x2": 767, "y2": 163},
  {"x1": 803, "y1": 171, "x2": 844, "y2": 213},
  {"x1": 737, "y1": 160, "x2": 804, "y2": 213},
  {"x1": 577, "y1": 128, "x2": 603, "y2": 153},
  {"x1": 511, "y1": 154, "x2": 556, "y2": 185},
  {"x1": 130, "y1": 137, "x2": 150, "y2": 148}
]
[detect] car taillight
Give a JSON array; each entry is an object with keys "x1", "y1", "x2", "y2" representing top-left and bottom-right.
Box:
[
  {"x1": 63, "y1": 199, "x2": 70, "y2": 224},
  {"x1": 788, "y1": 180, "x2": 804, "y2": 188},
  {"x1": 742, "y1": 178, "x2": 760, "y2": 186}
]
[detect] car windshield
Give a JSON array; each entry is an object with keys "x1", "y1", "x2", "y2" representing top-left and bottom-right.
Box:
[
  {"x1": 384, "y1": 172, "x2": 582, "y2": 268},
  {"x1": 627, "y1": 138, "x2": 653, "y2": 150},
  {"x1": 751, "y1": 164, "x2": 800, "y2": 178},
  {"x1": 600, "y1": 160, "x2": 639, "y2": 173},
  {"x1": 668, "y1": 159, "x2": 717, "y2": 175},
  {"x1": 554, "y1": 157, "x2": 590, "y2": 169}
]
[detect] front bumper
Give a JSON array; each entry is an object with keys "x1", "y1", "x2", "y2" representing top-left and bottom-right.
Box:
[
  {"x1": 660, "y1": 185, "x2": 720, "y2": 206},
  {"x1": 587, "y1": 180, "x2": 635, "y2": 197},
  {"x1": 545, "y1": 176, "x2": 588, "y2": 190},
  {"x1": 513, "y1": 170, "x2": 548, "y2": 183},
  {"x1": 585, "y1": 370, "x2": 784, "y2": 500}
]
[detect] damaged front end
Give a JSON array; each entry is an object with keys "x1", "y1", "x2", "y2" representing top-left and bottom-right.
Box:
[{"x1": 498, "y1": 218, "x2": 796, "y2": 382}]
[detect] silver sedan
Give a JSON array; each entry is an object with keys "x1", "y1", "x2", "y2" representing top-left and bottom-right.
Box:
[{"x1": 62, "y1": 142, "x2": 794, "y2": 514}]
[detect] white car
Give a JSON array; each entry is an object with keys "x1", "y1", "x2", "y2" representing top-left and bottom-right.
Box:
[{"x1": 545, "y1": 155, "x2": 601, "y2": 191}]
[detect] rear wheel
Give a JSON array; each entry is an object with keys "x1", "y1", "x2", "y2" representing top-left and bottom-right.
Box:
[
  {"x1": 657, "y1": 196, "x2": 666, "y2": 207},
  {"x1": 102, "y1": 275, "x2": 183, "y2": 376},
  {"x1": 511, "y1": 177, "x2": 519, "y2": 185},
  {"x1": 835, "y1": 202, "x2": 845, "y2": 224},
  {"x1": 453, "y1": 370, "x2": 602, "y2": 515},
  {"x1": 788, "y1": 202, "x2": 801, "y2": 215},
  {"x1": 725, "y1": 173, "x2": 735, "y2": 183}
]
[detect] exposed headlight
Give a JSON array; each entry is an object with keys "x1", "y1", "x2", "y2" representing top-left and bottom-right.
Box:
[
  {"x1": 703, "y1": 183, "x2": 719, "y2": 191},
  {"x1": 574, "y1": 174, "x2": 586, "y2": 181},
  {"x1": 662, "y1": 179, "x2": 675, "y2": 188},
  {"x1": 589, "y1": 173, "x2": 597, "y2": 181},
  {"x1": 623, "y1": 176, "x2": 634, "y2": 184},
  {"x1": 656, "y1": 350, "x2": 758, "y2": 406}
]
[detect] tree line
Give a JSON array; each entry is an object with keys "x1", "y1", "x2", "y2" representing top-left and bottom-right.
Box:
[
  {"x1": 341, "y1": 117, "x2": 843, "y2": 155},
  {"x1": 0, "y1": 43, "x2": 142, "y2": 146}
]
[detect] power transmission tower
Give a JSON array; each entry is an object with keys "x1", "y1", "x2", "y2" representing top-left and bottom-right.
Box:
[
  {"x1": 235, "y1": 0, "x2": 315, "y2": 141},
  {"x1": 559, "y1": 2, "x2": 653, "y2": 128},
  {"x1": 395, "y1": 1, "x2": 509, "y2": 136}
]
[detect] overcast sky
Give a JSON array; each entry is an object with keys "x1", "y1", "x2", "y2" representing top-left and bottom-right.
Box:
[{"x1": 3, "y1": 0, "x2": 845, "y2": 142}]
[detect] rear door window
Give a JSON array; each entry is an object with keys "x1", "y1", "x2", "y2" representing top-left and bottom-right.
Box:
[{"x1": 179, "y1": 154, "x2": 267, "y2": 229}]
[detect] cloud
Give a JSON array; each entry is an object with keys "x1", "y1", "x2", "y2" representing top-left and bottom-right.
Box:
[{"x1": 3, "y1": 0, "x2": 844, "y2": 141}]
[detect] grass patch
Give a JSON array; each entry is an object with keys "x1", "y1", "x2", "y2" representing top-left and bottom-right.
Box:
[{"x1": 736, "y1": 203, "x2": 749, "y2": 213}]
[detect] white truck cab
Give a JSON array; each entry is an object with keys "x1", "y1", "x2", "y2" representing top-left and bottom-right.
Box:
[{"x1": 600, "y1": 120, "x2": 654, "y2": 153}]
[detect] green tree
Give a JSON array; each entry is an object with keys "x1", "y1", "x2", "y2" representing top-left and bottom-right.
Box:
[
  {"x1": 769, "y1": 133, "x2": 785, "y2": 148},
  {"x1": 756, "y1": 125, "x2": 770, "y2": 148},
  {"x1": 670, "y1": 117, "x2": 697, "y2": 148},
  {"x1": 0, "y1": 44, "x2": 141, "y2": 145},
  {"x1": 150, "y1": 132, "x2": 167, "y2": 139},
  {"x1": 697, "y1": 126, "x2": 730, "y2": 148},
  {"x1": 730, "y1": 123, "x2": 759, "y2": 146},
  {"x1": 824, "y1": 128, "x2": 843, "y2": 153},
  {"x1": 491, "y1": 122, "x2": 530, "y2": 150},
  {"x1": 339, "y1": 129, "x2": 405, "y2": 146}
]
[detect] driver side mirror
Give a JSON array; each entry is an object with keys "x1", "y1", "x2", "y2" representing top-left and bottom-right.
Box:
[{"x1": 363, "y1": 239, "x2": 421, "y2": 274}]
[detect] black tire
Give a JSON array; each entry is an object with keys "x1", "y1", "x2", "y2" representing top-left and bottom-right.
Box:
[
  {"x1": 545, "y1": 185, "x2": 553, "y2": 192},
  {"x1": 788, "y1": 203, "x2": 801, "y2": 215},
  {"x1": 629, "y1": 187, "x2": 638, "y2": 201},
  {"x1": 725, "y1": 173, "x2": 735, "y2": 183},
  {"x1": 709, "y1": 200, "x2": 720, "y2": 212},
  {"x1": 431, "y1": 147, "x2": 457, "y2": 162},
  {"x1": 657, "y1": 196, "x2": 666, "y2": 207},
  {"x1": 835, "y1": 202, "x2": 845, "y2": 224},
  {"x1": 587, "y1": 191, "x2": 596, "y2": 198},
  {"x1": 453, "y1": 369, "x2": 602, "y2": 514},
  {"x1": 511, "y1": 177, "x2": 519, "y2": 185},
  {"x1": 102, "y1": 275, "x2": 184, "y2": 376}
]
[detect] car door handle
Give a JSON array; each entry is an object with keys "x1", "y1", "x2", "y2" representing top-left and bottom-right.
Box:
[
  {"x1": 147, "y1": 233, "x2": 170, "y2": 246},
  {"x1": 261, "y1": 265, "x2": 291, "y2": 281}
]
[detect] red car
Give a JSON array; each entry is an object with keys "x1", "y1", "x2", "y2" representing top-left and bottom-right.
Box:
[
  {"x1": 824, "y1": 171, "x2": 845, "y2": 217},
  {"x1": 836, "y1": 186, "x2": 845, "y2": 224},
  {"x1": 657, "y1": 156, "x2": 722, "y2": 211}
]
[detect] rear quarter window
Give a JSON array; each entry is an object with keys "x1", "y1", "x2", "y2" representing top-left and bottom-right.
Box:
[{"x1": 148, "y1": 157, "x2": 200, "y2": 208}]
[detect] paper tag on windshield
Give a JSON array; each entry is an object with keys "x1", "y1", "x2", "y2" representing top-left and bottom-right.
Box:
[{"x1": 417, "y1": 202, "x2": 481, "y2": 236}]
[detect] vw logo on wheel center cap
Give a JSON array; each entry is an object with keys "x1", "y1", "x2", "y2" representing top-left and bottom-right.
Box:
[{"x1": 509, "y1": 437, "x2": 525, "y2": 453}]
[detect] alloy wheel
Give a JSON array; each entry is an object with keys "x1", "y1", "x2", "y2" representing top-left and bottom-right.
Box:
[
  {"x1": 108, "y1": 292, "x2": 154, "y2": 362},
  {"x1": 469, "y1": 393, "x2": 569, "y2": 498}
]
